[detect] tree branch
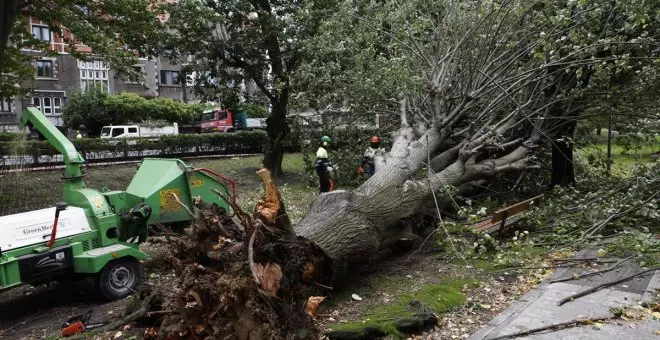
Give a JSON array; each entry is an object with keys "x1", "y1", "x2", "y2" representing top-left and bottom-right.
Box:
[
  {"x1": 549, "y1": 255, "x2": 634, "y2": 284},
  {"x1": 557, "y1": 267, "x2": 659, "y2": 306},
  {"x1": 486, "y1": 315, "x2": 614, "y2": 340}
]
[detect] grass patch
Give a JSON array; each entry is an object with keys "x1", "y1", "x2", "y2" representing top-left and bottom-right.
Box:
[
  {"x1": 465, "y1": 258, "x2": 498, "y2": 272},
  {"x1": 577, "y1": 134, "x2": 659, "y2": 176},
  {"x1": 329, "y1": 280, "x2": 473, "y2": 338}
]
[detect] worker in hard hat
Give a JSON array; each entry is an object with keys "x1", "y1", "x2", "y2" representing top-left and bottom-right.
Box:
[
  {"x1": 316, "y1": 135, "x2": 335, "y2": 193},
  {"x1": 358, "y1": 136, "x2": 384, "y2": 176}
]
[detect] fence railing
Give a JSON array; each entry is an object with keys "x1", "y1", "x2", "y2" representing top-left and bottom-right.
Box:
[
  {"x1": 0, "y1": 126, "x2": 387, "y2": 170},
  {"x1": 0, "y1": 130, "x2": 279, "y2": 170}
]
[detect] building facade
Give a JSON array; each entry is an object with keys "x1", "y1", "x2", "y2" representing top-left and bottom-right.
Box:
[{"x1": 0, "y1": 15, "x2": 192, "y2": 132}]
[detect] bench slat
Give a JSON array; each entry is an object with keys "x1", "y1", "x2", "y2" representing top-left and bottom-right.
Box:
[{"x1": 490, "y1": 194, "x2": 544, "y2": 223}]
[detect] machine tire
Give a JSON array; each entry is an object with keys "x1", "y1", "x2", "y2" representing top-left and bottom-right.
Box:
[{"x1": 96, "y1": 258, "x2": 143, "y2": 300}]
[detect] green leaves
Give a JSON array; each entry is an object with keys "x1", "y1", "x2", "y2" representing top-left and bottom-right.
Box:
[
  {"x1": 293, "y1": 0, "x2": 420, "y2": 116},
  {"x1": 161, "y1": 0, "x2": 329, "y2": 104},
  {"x1": 1, "y1": 0, "x2": 165, "y2": 97},
  {"x1": 522, "y1": 160, "x2": 660, "y2": 248},
  {"x1": 62, "y1": 88, "x2": 203, "y2": 136},
  {"x1": 0, "y1": 130, "x2": 270, "y2": 160}
]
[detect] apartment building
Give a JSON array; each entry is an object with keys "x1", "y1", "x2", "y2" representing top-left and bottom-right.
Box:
[{"x1": 0, "y1": 15, "x2": 192, "y2": 132}]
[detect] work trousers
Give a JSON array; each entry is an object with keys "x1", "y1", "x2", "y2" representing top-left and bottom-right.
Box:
[{"x1": 316, "y1": 168, "x2": 332, "y2": 193}]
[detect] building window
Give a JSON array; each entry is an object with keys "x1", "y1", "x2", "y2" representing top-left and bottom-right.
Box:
[
  {"x1": 32, "y1": 96, "x2": 41, "y2": 109},
  {"x1": 79, "y1": 60, "x2": 109, "y2": 92},
  {"x1": 0, "y1": 99, "x2": 10, "y2": 112},
  {"x1": 42, "y1": 97, "x2": 53, "y2": 115},
  {"x1": 128, "y1": 65, "x2": 144, "y2": 83},
  {"x1": 31, "y1": 96, "x2": 64, "y2": 116},
  {"x1": 160, "y1": 70, "x2": 180, "y2": 85},
  {"x1": 53, "y1": 97, "x2": 62, "y2": 114},
  {"x1": 36, "y1": 60, "x2": 54, "y2": 77},
  {"x1": 32, "y1": 25, "x2": 51, "y2": 42}
]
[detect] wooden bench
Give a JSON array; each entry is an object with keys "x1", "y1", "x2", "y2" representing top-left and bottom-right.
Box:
[{"x1": 472, "y1": 194, "x2": 544, "y2": 234}]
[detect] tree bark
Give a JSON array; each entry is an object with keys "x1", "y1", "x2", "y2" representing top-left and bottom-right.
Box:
[
  {"x1": 551, "y1": 121, "x2": 576, "y2": 187},
  {"x1": 294, "y1": 122, "x2": 535, "y2": 271},
  {"x1": 0, "y1": 1, "x2": 23, "y2": 73},
  {"x1": 180, "y1": 68, "x2": 188, "y2": 104},
  {"x1": 551, "y1": 140, "x2": 575, "y2": 187},
  {"x1": 263, "y1": 97, "x2": 288, "y2": 177}
]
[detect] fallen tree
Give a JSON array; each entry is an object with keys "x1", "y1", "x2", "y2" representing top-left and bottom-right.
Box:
[
  {"x1": 294, "y1": 0, "x2": 658, "y2": 268},
  {"x1": 134, "y1": 0, "x2": 658, "y2": 338}
]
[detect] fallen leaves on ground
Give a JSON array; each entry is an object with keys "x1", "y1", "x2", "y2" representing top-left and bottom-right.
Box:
[{"x1": 611, "y1": 301, "x2": 660, "y2": 322}]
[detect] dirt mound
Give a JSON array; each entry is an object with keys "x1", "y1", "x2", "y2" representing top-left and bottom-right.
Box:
[{"x1": 148, "y1": 169, "x2": 333, "y2": 339}]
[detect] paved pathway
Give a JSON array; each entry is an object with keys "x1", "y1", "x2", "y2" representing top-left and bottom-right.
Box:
[{"x1": 470, "y1": 249, "x2": 660, "y2": 340}]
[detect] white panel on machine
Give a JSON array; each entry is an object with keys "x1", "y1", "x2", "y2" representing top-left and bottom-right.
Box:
[{"x1": 0, "y1": 207, "x2": 91, "y2": 252}]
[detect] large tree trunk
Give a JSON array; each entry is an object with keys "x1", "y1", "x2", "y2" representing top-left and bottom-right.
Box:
[
  {"x1": 251, "y1": 0, "x2": 291, "y2": 178},
  {"x1": 550, "y1": 120, "x2": 576, "y2": 187},
  {"x1": 263, "y1": 97, "x2": 289, "y2": 177},
  {"x1": 0, "y1": 0, "x2": 22, "y2": 73},
  {"x1": 294, "y1": 120, "x2": 537, "y2": 269},
  {"x1": 550, "y1": 138, "x2": 575, "y2": 187}
]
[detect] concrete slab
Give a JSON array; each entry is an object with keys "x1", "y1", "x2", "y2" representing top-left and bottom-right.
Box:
[
  {"x1": 549, "y1": 258, "x2": 653, "y2": 294},
  {"x1": 494, "y1": 282, "x2": 640, "y2": 336},
  {"x1": 527, "y1": 319, "x2": 660, "y2": 340},
  {"x1": 642, "y1": 270, "x2": 660, "y2": 301},
  {"x1": 470, "y1": 253, "x2": 659, "y2": 340}
]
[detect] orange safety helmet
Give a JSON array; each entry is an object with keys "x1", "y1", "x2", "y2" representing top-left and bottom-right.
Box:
[{"x1": 370, "y1": 136, "x2": 381, "y2": 143}]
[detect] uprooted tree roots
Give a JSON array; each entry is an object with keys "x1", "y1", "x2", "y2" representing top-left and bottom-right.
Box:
[{"x1": 148, "y1": 169, "x2": 333, "y2": 339}]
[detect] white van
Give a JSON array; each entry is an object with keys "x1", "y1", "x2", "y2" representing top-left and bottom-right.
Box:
[{"x1": 100, "y1": 123, "x2": 179, "y2": 139}]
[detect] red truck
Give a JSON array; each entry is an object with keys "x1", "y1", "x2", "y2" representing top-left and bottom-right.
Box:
[{"x1": 200, "y1": 108, "x2": 266, "y2": 133}]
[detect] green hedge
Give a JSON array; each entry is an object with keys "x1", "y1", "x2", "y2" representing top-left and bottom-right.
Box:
[
  {"x1": 0, "y1": 131, "x2": 271, "y2": 166},
  {"x1": 0, "y1": 132, "x2": 23, "y2": 142},
  {"x1": 0, "y1": 126, "x2": 385, "y2": 171},
  {"x1": 62, "y1": 89, "x2": 207, "y2": 136}
]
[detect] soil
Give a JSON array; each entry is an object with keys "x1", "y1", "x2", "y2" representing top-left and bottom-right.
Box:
[
  {"x1": 0, "y1": 245, "x2": 547, "y2": 340},
  {"x1": 315, "y1": 250, "x2": 544, "y2": 339},
  {"x1": 0, "y1": 279, "x2": 134, "y2": 339}
]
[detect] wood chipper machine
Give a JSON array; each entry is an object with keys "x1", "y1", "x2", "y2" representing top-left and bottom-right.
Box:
[{"x1": 0, "y1": 107, "x2": 235, "y2": 300}]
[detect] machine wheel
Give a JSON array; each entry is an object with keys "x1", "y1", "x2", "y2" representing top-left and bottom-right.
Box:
[{"x1": 96, "y1": 258, "x2": 143, "y2": 300}]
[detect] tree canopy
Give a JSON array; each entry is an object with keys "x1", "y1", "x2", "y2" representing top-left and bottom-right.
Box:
[
  {"x1": 62, "y1": 88, "x2": 204, "y2": 135},
  {"x1": 0, "y1": 0, "x2": 164, "y2": 98},
  {"x1": 160, "y1": 0, "x2": 339, "y2": 175},
  {"x1": 297, "y1": 0, "x2": 659, "y2": 133}
]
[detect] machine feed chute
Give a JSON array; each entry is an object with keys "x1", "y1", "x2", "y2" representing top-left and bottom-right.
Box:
[{"x1": 125, "y1": 158, "x2": 233, "y2": 225}]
